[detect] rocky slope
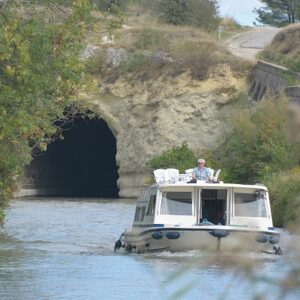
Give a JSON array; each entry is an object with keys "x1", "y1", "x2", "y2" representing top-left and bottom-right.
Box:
[{"x1": 87, "y1": 65, "x2": 249, "y2": 197}]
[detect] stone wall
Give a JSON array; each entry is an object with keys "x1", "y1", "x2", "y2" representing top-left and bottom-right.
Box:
[
  {"x1": 250, "y1": 60, "x2": 300, "y2": 101},
  {"x1": 285, "y1": 86, "x2": 300, "y2": 104}
]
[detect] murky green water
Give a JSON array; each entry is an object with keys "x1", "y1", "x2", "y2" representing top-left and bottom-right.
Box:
[{"x1": 0, "y1": 198, "x2": 299, "y2": 300}]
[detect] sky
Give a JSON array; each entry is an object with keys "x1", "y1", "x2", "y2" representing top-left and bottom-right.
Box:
[{"x1": 218, "y1": 0, "x2": 263, "y2": 26}]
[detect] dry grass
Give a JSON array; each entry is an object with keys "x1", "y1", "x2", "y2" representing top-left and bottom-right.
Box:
[
  {"x1": 86, "y1": 3, "x2": 253, "y2": 82},
  {"x1": 258, "y1": 24, "x2": 300, "y2": 73},
  {"x1": 270, "y1": 24, "x2": 300, "y2": 55},
  {"x1": 118, "y1": 24, "x2": 215, "y2": 50}
]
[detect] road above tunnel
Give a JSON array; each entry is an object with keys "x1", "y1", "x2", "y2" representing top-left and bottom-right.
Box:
[{"x1": 226, "y1": 26, "x2": 281, "y2": 60}]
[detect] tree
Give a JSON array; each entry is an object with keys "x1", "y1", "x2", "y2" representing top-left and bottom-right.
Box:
[
  {"x1": 254, "y1": 0, "x2": 300, "y2": 26},
  {"x1": 0, "y1": 0, "x2": 94, "y2": 220},
  {"x1": 151, "y1": 0, "x2": 220, "y2": 30}
]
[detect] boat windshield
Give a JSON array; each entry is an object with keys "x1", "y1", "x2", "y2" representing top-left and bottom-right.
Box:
[
  {"x1": 234, "y1": 191, "x2": 267, "y2": 218},
  {"x1": 160, "y1": 192, "x2": 192, "y2": 215}
]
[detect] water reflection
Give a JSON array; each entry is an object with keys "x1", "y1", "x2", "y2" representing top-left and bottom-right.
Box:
[{"x1": 0, "y1": 198, "x2": 299, "y2": 300}]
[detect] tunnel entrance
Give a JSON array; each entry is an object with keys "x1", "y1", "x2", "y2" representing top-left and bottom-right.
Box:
[{"x1": 24, "y1": 117, "x2": 119, "y2": 198}]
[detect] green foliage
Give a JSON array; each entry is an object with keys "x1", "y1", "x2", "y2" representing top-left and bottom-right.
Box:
[
  {"x1": 94, "y1": 0, "x2": 129, "y2": 11},
  {"x1": 254, "y1": 0, "x2": 300, "y2": 26},
  {"x1": 204, "y1": 96, "x2": 300, "y2": 227},
  {"x1": 85, "y1": 49, "x2": 107, "y2": 74},
  {"x1": 0, "y1": 209, "x2": 4, "y2": 225},
  {"x1": 150, "y1": 0, "x2": 220, "y2": 30},
  {"x1": 133, "y1": 28, "x2": 171, "y2": 52},
  {"x1": 214, "y1": 97, "x2": 297, "y2": 184},
  {"x1": 146, "y1": 143, "x2": 197, "y2": 173},
  {"x1": 119, "y1": 51, "x2": 152, "y2": 73},
  {"x1": 264, "y1": 167, "x2": 300, "y2": 227},
  {"x1": 0, "y1": 0, "x2": 93, "y2": 208}
]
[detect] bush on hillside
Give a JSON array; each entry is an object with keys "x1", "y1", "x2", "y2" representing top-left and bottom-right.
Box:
[
  {"x1": 147, "y1": 143, "x2": 198, "y2": 173},
  {"x1": 85, "y1": 50, "x2": 107, "y2": 74},
  {"x1": 264, "y1": 168, "x2": 300, "y2": 227},
  {"x1": 150, "y1": 0, "x2": 220, "y2": 30},
  {"x1": 171, "y1": 41, "x2": 217, "y2": 80},
  {"x1": 214, "y1": 97, "x2": 298, "y2": 184},
  {"x1": 219, "y1": 17, "x2": 243, "y2": 32},
  {"x1": 132, "y1": 28, "x2": 171, "y2": 52}
]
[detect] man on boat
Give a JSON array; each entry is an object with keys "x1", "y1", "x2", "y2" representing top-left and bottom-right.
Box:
[{"x1": 192, "y1": 159, "x2": 212, "y2": 181}]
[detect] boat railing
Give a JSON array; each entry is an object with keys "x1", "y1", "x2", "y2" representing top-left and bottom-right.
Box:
[
  {"x1": 139, "y1": 185, "x2": 150, "y2": 199},
  {"x1": 153, "y1": 168, "x2": 221, "y2": 184}
]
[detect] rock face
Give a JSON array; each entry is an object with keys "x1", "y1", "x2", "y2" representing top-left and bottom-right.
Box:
[{"x1": 88, "y1": 65, "x2": 248, "y2": 197}]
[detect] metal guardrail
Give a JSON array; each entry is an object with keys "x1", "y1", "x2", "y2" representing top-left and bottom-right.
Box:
[{"x1": 139, "y1": 186, "x2": 150, "y2": 199}]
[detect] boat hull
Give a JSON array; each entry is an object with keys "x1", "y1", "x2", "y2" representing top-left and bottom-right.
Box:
[{"x1": 120, "y1": 226, "x2": 281, "y2": 254}]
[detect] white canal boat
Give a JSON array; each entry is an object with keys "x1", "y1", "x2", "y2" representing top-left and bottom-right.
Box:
[{"x1": 114, "y1": 169, "x2": 282, "y2": 255}]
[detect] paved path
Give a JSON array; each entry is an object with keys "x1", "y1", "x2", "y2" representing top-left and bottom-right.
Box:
[{"x1": 226, "y1": 26, "x2": 281, "y2": 60}]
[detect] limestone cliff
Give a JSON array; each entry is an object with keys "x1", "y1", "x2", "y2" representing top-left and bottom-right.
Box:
[{"x1": 87, "y1": 65, "x2": 249, "y2": 197}]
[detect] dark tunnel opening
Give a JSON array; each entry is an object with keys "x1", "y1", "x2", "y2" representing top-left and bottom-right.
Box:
[{"x1": 24, "y1": 117, "x2": 119, "y2": 198}]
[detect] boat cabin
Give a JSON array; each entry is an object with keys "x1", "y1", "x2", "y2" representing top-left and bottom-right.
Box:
[{"x1": 133, "y1": 183, "x2": 273, "y2": 229}]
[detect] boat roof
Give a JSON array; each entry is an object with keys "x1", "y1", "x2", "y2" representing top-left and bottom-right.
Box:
[{"x1": 153, "y1": 182, "x2": 268, "y2": 191}]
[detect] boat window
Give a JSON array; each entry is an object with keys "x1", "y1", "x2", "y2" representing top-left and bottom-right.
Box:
[
  {"x1": 200, "y1": 189, "x2": 227, "y2": 225},
  {"x1": 147, "y1": 195, "x2": 156, "y2": 216},
  {"x1": 234, "y1": 192, "x2": 267, "y2": 218},
  {"x1": 134, "y1": 207, "x2": 140, "y2": 221},
  {"x1": 139, "y1": 207, "x2": 145, "y2": 221},
  {"x1": 160, "y1": 192, "x2": 192, "y2": 215},
  {"x1": 134, "y1": 207, "x2": 146, "y2": 221}
]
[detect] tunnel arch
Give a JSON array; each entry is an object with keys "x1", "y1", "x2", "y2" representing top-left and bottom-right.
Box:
[{"x1": 24, "y1": 116, "x2": 119, "y2": 198}]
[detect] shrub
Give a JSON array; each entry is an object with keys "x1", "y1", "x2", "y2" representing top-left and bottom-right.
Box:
[
  {"x1": 219, "y1": 17, "x2": 243, "y2": 32},
  {"x1": 85, "y1": 50, "x2": 107, "y2": 74},
  {"x1": 170, "y1": 40, "x2": 252, "y2": 80},
  {"x1": 264, "y1": 168, "x2": 300, "y2": 227},
  {"x1": 133, "y1": 28, "x2": 170, "y2": 52},
  {"x1": 116, "y1": 50, "x2": 171, "y2": 80},
  {"x1": 214, "y1": 97, "x2": 298, "y2": 184},
  {"x1": 146, "y1": 143, "x2": 197, "y2": 173},
  {"x1": 171, "y1": 41, "x2": 217, "y2": 80},
  {"x1": 151, "y1": 0, "x2": 220, "y2": 30}
]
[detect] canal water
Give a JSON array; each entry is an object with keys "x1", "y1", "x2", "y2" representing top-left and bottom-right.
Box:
[{"x1": 0, "y1": 198, "x2": 299, "y2": 300}]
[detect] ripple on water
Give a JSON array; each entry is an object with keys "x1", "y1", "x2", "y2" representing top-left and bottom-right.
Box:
[{"x1": 0, "y1": 198, "x2": 299, "y2": 300}]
